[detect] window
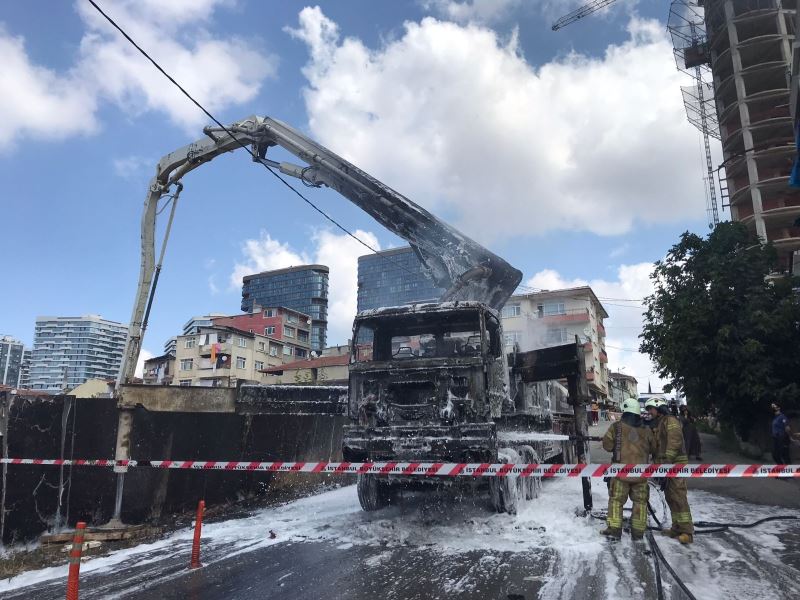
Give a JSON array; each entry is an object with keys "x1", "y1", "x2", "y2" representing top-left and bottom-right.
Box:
[
  {"x1": 264, "y1": 326, "x2": 275, "y2": 336},
  {"x1": 503, "y1": 331, "x2": 523, "y2": 346},
  {"x1": 287, "y1": 313, "x2": 298, "y2": 324},
  {"x1": 257, "y1": 341, "x2": 265, "y2": 352},
  {"x1": 540, "y1": 302, "x2": 566, "y2": 316},
  {"x1": 269, "y1": 344, "x2": 280, "y2": 357},
  {"x1": 184, "y1": 337, "x2": 196, "y2": 349},
  {"x1": 264, "y1": 309, "x2": 276, "y2": 317},
  {"x1": 501, "y1": 304, "x2": 521, "y2": 318},
  {"x1": 297, "y1": 330, "x2": 309, "y2": 343},
  {"x1": 283, "y1": 326, "x2": 295, "y2": 338},
  {"x1": 546, "y1": 327, "x2": 568, "y2": 344},
  {"x1": 237, "y1": 337, "x2": 247, "y2": 348},
  {"x1": 295, "y1": 348, "x2": 307, "y2": 358},
  {"x1": 179, "y1": 379, "x2": 192, "y2": 386},
  {"x1": 283, "y1": 345, "x2": 293, "y2": 356},
  {"x1": 180, "y1": 358, "x2": 193, "y2": 371},
  {"x1": 255, "y1": 360, "x2": 264, "y2": 371},
  {"x1": 236, "y1": 356, "x2": 246, "y2": 369}
]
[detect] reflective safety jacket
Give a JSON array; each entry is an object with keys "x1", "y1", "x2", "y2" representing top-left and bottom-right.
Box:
[
  {"x1": 602, "y1": 421, "x2": 658, "y2": 480},
  {"x1": 654, "y1": 414, "x2": 688, "y2": 463}
]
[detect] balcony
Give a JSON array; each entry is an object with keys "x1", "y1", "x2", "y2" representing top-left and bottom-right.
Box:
[
  {"x1": 599, "y1": 350, "x2": 608, "y2": 364},
  {"x1": 538, "y1": 308, "x2": 590, "y2": 323},
  {"x1": 198, "y1": 343, "x2": 232, "y2": 356},
  {"x1": 597, "y1": 321, "x2": 606, "y2": 336}
]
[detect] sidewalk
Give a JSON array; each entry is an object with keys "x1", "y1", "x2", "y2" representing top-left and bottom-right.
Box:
[{"x1": 588, "y1": 422, "x2": 800, "y2": 510}]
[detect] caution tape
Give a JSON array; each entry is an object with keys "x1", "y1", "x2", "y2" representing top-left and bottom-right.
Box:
[{"x1": 2, "y1": 458, "x2": 800, "y2": 478}]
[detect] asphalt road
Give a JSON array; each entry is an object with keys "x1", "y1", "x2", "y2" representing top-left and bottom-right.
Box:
[{"x1": 4, "y1": 428, "x2": 800, "y2": 600}]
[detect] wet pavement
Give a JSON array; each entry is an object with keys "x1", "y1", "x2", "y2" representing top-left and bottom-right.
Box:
[{"x1": 4, "y1": 476, "x2": 800, "y2": 600}]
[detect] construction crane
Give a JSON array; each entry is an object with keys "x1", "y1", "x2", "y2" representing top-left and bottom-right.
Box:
[
  {"x1": 553, "y1": 0, "x2": 721, "y2": 229},
  {"x1": 551, "y1": 0, "x2": 619, "y2": 31}
]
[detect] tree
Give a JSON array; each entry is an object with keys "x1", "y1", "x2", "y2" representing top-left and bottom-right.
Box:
[{"x1": 640, "y1": 222, "x2": 800, "y2": 439}]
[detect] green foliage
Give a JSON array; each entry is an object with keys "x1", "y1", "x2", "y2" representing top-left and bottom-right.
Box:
[{"x1": 640, "y1": 222, "x2": 800, "y2": 439}]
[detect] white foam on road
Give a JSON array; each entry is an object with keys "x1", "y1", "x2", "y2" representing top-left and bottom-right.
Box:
[{"x1": 2, "y1": 480, "x2": 799, "y2": 599}]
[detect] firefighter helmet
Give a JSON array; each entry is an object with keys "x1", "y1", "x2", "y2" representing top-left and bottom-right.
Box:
[
  {"x1": 644, "y1": 397, "x2": 665, "y2": 409},
  {"x1": 621, "y1": 398, "x2": 641, "y2": 415}
]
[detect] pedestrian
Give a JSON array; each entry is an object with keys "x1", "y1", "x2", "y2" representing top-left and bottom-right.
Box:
[
  {"x1": 600, "y1": 397, "x2": 657, "y2": 541},
  {"x1": 591, "y1": 401, "x2": 600, "y2": 425},
  {"x1": 679, "y1": 405, "x2": 702, "y2": 460},
  {"x1": 646, "y1": 397, "x2": 694, "y2": 545},
  {"x1": 770, "y1": 402, "x2": 792, "y2": 465}
]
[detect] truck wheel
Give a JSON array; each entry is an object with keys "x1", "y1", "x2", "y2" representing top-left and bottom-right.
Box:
[
  {"x1": 357, "y1": 475, "x2": 389, "y2": 511},
  {"x1": 490, "y1": 449, "x2": 522, "y2": 514},
  {"x1": 518, "y1": 446, "x2": 542, "y2": 500}
]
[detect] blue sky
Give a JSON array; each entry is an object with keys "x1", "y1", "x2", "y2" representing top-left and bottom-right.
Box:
[{"x1": 0, "y1": 0, "x2": 719, "y2": 388}]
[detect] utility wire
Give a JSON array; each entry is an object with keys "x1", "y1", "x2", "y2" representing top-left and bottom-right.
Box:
[{"x1": 87, "y1": 0, "x2": 388, "y2": 263}]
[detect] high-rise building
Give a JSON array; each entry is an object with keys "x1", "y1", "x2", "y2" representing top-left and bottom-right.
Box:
[
  {"x1": 0, "y1": 335, "x2": 27, "y2": 387},
  {"x1": 703, "y1": 0, "x2": 799, "y2": 273},
  {"x1": 29, "y1": 315, "x2": 128, "y2": 392},
  {"x1": 240, "y1": 265, "x2": 329, "y2": 351},
  {"x1": 357, "y1": 247, "x2": 446, "y2": 312},
  {"x1": 501, "y1": 287, "x2": 610, "y2": 401}
]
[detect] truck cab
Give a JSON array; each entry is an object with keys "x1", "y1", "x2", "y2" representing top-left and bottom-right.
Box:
[{"x1": 342, "y1": 301, "x2": 508, "y2": 464}]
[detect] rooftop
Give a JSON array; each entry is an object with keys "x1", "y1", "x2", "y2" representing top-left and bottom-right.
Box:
[
  {"x1": 509, "y1": 286, "x2": 609, "y2": 319},
  {"x1": 242, "y1": 264, "x2": 329, "y2": 281}
]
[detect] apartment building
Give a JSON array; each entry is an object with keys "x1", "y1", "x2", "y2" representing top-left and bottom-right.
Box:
[
  {"x1": 172, "y1": 307, "x2": 313, "y2": 387},
  {"x1": 241, "y1": 265, "x2": 329, "y2": 351},
  {"x1": 608, "y1": 371, "x2": 639, "y2": 409},
  {"x1": 0, "y1": 335, "x2": 28, "y2": 387},
  {"x1": 142, "y1": 353, "x2": 176, "y2": 385},
  {"x1": 501, "y1": 287, "x2": 609, "y2": 400},
  {"x1": 29, "y1": 315, "x2": 128, "y2": 392}
]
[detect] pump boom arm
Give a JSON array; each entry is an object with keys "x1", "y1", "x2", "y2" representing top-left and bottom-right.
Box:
[{"x1": 119, "y1": 115, "x2": 521, "y2": 385}]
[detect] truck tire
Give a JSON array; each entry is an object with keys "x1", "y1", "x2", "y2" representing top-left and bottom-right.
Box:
[
  {"x1": 357, "y1": 475, "x2": 390, "y2": 511},
  {"x1": 490, "y1": 449, "x2": 522, "y2": 514},
  {"x1": 518, "y1": 445, "x2": 542, "y2": 500}
]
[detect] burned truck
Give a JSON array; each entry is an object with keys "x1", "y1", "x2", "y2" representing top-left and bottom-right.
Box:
[
  {"x1": 115, "y1": 115, "x2": 589, "y2": 517},
  {"x1": 342, "y1": 302, "x2": 581, "y2": 513}
]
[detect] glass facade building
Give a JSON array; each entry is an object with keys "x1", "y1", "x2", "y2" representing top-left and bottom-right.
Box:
[
  {"x1": 241, "y1": 265, "x2": 329, "y2": 351},
  {"x1": 29, "y1": 315, "x2": 128, "y2": 392},
  {"x1": 0, "y1": 335, "x2": 27, "y2": 387},
  {"x1": 357, "y1": 247, "x2": 446, "y2": 312}
]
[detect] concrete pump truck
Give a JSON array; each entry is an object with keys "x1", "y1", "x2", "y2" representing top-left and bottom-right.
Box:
[{"x1": 116, "y1": 116, "x2": 591, "y2": 515}]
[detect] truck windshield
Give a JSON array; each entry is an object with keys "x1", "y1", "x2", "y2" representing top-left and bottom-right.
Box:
[{"x1": 353, "y1": 311, "x2": 485, "y2": 362}]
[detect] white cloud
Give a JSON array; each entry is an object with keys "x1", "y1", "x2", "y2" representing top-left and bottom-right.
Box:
[
  {"x1": 0, "y1": 1, "x2": 276, "y2": 151},
  {"x1": 526, "y1": 263, "x2": 666, "y2": 393},
  {"x1": 0, "y1": 28, "x2": 97, "y2": 150},
  {"x1": 135, "y1": 348, "x2": 154, "y2": 378},
  {"x1": 608, "y1": 242, "x2": 630, "y2": 258},
  {"x1": 75, "y1": 0, "x2": 277, "y2": 131},
  {"x1": 288, "y1": 8, "x2": 705, "y2": 242},
  {"x1": 112, "y1": 155, "x2": 151, "y2": 178},
  {"x1": 422, "y1": 0, "x2": 522, "y2": 24},
  {"x1": 230, "y1": 229, "x2": 381, "y2": 344},
  {"x1": 229, "y1": 233, "x2": 309, "y2": 290}
]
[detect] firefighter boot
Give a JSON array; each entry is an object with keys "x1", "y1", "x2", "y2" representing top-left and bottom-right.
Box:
[
  {"x1": 678, "y1": 533, "x2": 693, "y2": 545},
  {"x1": 661, "y1": 528, "x2": 680, "y2": 538},
  {"x1": 631, "y1": 530, "x2": 645, "y2": 541},
  {"x1": 600, "y1": 527, "x2": 622, "y2": 540}
]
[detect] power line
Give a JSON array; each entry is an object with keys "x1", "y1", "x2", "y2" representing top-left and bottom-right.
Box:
[{"x1": 87, "y1": 0, "x2": 402, "y2": 267}]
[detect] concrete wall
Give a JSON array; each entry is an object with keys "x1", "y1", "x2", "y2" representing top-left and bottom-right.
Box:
[{"x1": 0, "y1": 390, "x2": 346, "y2": 543}]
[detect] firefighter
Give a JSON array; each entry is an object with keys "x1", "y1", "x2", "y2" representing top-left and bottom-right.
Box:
[
  {"x1": 646, "y1": 397, "x2": 694, "y2": 544},
  {"x1": 600, "y1": 397, "x2": 657, "y2": 540}
]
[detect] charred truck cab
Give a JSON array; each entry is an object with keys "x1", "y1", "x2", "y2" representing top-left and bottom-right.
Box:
[
  {"x1": 343, "y1": 302, "x2": 506, "y2": 465},
  {"x1": 343, "y1": 301, "x2": 565, "y2": 513}
]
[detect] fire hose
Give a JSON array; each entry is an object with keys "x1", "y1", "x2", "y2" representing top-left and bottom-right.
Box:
[{"x1": 589, "y1": 483, "x2": 799, "y2": 600}]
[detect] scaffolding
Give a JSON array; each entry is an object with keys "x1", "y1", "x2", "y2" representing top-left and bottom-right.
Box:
[{"x1": 668, "y1": 0, "x2": 723, "y2": 229}]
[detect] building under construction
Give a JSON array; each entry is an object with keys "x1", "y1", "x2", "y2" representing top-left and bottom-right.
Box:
[{"x1": 702, "y1": 0, "x2": 799, "y2": 273}]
